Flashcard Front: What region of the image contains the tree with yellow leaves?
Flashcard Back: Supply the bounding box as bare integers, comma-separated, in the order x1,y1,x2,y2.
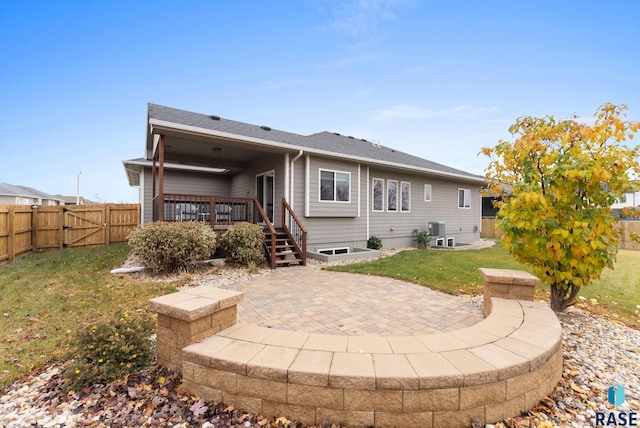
482,103,640,312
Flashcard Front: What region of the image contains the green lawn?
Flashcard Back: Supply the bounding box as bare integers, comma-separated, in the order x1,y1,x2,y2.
0,244,176,389
329,241,640,328
0,242,637,390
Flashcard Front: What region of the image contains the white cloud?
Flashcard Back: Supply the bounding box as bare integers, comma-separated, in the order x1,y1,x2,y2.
318,53,380,69
322,0,411,38
366,104,498,121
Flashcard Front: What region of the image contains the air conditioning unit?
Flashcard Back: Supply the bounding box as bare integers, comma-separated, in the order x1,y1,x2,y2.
428,221,446,237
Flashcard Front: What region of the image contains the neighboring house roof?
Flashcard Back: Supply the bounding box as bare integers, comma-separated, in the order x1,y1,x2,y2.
0,182,65,203
53,194,95,205
146,103,484,183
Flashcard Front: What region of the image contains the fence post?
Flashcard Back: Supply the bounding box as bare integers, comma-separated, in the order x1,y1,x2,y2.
31,205,38,251
7,206,15,261
105,205,111,244
58,207,64,250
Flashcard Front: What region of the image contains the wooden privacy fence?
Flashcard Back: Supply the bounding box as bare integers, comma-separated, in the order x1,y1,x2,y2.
481,218,640,250
0,204,140,263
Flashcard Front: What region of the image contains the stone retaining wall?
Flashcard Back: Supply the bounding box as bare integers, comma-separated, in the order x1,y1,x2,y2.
150,269,563,427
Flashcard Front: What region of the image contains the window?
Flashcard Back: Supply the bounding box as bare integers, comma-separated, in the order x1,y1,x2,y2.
458,188,471,208
320,169,350,202
424,184,432,202
401,181,411,212
318,247,349,255
387,180,398,212
372,178,384,211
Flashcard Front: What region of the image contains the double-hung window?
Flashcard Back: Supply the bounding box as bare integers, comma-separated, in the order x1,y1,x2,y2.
320,169,350,202
458,188,471,208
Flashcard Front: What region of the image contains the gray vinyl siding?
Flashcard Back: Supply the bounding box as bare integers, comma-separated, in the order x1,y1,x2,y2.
368,169,481,246
292,157,481,251
292,155,367,250
141,168,232,223
306,156,358,217
230,154,284,227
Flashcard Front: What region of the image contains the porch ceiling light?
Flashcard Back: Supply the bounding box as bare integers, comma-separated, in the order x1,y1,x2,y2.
212,147,222,154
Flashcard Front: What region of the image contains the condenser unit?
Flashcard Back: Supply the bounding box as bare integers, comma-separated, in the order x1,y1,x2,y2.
428,221,446,237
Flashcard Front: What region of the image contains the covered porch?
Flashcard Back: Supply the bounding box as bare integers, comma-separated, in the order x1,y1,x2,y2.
122,106,311,267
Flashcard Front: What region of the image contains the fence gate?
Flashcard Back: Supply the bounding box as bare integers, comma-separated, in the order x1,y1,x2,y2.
63,206,106,248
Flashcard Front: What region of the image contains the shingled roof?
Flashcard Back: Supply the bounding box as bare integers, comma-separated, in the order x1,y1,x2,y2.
148,103,483,181
0,182,60,200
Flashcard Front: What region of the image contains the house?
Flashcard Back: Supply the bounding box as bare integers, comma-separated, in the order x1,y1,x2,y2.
123,104,484,267
612,189,640,220
0,182,65,206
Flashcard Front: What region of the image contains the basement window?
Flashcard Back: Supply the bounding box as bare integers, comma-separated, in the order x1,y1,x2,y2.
318,247,349,256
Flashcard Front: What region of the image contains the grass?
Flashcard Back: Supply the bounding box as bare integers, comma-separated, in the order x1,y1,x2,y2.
329,241,640,328
1,241,637,390
0,244,176,389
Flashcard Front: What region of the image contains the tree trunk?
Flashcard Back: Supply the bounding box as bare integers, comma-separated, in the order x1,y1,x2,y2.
550,283,581,312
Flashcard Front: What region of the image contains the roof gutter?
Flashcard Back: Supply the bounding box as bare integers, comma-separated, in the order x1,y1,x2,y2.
149,119,485,184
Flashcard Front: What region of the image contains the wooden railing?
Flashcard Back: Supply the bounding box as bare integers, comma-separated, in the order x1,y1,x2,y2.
255,199,277,268
282,197,307,265
157,194,281,267
156,195,259,227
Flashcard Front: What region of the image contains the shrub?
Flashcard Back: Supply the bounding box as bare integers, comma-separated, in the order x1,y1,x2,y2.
367,235,382,250
127,221,216,273
63,311,155,391
219,222,265,266
413,229,431,249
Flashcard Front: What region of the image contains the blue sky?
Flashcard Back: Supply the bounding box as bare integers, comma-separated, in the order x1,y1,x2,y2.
1,1,638,203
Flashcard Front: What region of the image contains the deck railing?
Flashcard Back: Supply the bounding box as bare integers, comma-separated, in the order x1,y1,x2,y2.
154,194,263,227
282,197,307,265
155,194,281,267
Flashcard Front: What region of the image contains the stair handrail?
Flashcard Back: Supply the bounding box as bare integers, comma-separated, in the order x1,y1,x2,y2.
281,197,307,265
253,198,277,268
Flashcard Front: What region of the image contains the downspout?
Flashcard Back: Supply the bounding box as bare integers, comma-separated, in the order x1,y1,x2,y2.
366,165,370,242
284,153,290,204
289,150,304,209
305,155,310,217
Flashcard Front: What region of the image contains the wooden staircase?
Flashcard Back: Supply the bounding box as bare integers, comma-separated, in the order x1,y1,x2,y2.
266,228,305,267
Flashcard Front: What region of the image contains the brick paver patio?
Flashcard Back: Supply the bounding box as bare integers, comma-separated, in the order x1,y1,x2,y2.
223,266,483,335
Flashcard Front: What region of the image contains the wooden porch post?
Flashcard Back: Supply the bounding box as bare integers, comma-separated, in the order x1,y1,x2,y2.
158,135,165,221
152,158,156,208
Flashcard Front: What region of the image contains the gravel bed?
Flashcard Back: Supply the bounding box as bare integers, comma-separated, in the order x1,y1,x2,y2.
1,249,638,427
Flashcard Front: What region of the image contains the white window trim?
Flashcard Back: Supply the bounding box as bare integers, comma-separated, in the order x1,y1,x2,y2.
372,177,384,212
387,179,398,212
317,247,350,255
424,184,432,202
319,169,351,203
401,181,411,212
458,188,471,209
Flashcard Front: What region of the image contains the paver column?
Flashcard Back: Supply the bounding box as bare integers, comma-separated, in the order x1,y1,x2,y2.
478,268,540,317
148,286,243,373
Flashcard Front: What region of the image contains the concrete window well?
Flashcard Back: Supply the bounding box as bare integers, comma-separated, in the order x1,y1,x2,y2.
149,268,562,428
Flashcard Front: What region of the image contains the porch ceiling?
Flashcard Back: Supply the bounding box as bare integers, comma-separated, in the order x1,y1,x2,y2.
154,132,295,175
